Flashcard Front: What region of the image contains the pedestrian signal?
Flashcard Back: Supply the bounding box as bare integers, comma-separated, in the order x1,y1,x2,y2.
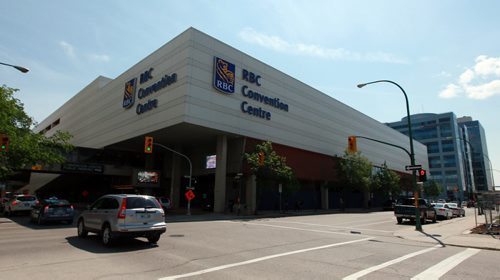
418,169,427,182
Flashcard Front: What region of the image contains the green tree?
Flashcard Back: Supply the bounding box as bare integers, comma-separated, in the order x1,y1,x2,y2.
337,151,373,208
372,162,401,200
423,179,442,199
245,141,297,213
0,85,73,181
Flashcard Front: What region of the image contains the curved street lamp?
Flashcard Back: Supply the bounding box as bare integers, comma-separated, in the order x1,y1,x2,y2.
357,80,422,231
0,62,29,73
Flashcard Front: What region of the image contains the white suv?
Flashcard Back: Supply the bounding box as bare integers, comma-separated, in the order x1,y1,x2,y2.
4,195,38,216
76,194,167,246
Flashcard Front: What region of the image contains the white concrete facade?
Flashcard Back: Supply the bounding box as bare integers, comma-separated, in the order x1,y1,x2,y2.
36,27,428,171
31,28,428,211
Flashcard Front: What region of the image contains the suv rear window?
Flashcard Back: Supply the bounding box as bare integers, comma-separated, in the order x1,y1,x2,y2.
126,197,160,209
17,196,37,202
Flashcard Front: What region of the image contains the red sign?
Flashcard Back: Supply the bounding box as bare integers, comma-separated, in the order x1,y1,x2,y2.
185,190,195,201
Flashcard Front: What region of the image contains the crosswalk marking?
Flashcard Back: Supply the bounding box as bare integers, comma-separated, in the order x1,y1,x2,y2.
411,248,480,280
158,238,372,280
342,245,441,280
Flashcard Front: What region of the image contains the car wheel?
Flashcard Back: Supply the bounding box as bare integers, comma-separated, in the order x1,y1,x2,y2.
77,219,88,238
396,217,403,224
147,233,161,244
462,212,465,217
5,208,11,217
421,214,426,225
101,224,113,246
432,213,437,223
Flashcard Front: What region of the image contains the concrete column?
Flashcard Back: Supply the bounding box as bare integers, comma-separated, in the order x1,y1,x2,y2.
245,175,257,215
321,184,329,210
170,152,181,209
213,135,228,213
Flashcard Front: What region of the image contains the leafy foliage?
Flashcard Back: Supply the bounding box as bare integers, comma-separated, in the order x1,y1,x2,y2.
372,161,401,198
0,85,74,180
338,151,373,192
423,179,443,198
245,141,294,185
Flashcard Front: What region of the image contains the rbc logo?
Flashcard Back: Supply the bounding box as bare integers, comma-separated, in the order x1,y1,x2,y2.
123,78,137,109
213,57,235,94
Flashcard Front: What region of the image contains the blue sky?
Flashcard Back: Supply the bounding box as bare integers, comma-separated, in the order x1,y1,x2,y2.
1,0,499,185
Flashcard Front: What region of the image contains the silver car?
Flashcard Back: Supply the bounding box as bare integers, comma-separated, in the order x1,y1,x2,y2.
76,194,167,246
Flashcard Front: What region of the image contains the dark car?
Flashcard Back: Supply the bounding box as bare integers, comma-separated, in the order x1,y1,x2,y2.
30,197,75,225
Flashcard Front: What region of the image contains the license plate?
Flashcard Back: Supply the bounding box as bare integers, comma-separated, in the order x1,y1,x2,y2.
24,203,30,207
140,214,151,219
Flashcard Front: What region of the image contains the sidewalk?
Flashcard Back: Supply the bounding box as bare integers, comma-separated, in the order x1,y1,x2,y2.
394,211,500,251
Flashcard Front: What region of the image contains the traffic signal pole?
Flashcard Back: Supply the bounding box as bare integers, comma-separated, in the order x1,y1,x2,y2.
152,143,193,215
357,80,421,231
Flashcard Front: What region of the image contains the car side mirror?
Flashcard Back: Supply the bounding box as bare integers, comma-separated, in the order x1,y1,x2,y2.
86,205,91,210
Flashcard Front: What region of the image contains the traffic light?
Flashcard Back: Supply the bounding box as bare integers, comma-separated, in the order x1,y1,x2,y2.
258,151,265,166
1,134,9,154
419,169,427,182
144,136,153,153
347,136,357,153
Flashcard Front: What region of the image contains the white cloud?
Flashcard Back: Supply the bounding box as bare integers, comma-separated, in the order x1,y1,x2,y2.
59,41,76,58
88,54,110,62
238,28,408,64
464,80,500,100
439,55,500,100
439,84,461,98
473,55,500,76
459,69,474,85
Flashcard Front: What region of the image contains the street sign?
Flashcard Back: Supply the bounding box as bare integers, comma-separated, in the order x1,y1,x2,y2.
405,165,422,171
185,190,195,201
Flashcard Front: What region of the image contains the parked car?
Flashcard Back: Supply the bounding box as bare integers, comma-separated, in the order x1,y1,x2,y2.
3,195,38,216
432,203,453,220
446,202,465,217
157,197,172,210
30,197,75,225
76,194,167,246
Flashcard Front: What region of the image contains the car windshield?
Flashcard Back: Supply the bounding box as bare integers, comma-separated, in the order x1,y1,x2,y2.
16,196,37,202
44,199,70,205
126,197,160,209
434,203,445,208
447,203,458,208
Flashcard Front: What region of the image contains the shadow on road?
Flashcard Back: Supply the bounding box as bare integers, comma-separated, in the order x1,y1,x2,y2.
66,235,158,254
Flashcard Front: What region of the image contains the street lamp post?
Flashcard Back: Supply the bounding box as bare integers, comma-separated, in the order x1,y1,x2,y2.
0,62,29,73
357,80,422,231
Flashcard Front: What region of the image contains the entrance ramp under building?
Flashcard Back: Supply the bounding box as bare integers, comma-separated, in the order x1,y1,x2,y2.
20,173,61,195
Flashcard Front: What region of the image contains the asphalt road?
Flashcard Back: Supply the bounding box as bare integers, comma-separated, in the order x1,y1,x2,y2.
0,209,498,280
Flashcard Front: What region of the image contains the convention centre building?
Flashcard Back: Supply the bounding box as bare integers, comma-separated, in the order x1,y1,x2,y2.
24,28,428,214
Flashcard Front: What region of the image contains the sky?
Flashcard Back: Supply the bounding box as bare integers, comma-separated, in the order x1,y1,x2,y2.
1,0,499,185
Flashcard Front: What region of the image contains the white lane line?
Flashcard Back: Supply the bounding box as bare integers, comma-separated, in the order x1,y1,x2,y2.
411,248,481,280
269,220,394,234
221,221,373,237
158,237,372,280
342,245,442,280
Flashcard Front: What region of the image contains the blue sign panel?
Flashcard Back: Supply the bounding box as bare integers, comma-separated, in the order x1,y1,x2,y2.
123,78,137,109
213,57,235,94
